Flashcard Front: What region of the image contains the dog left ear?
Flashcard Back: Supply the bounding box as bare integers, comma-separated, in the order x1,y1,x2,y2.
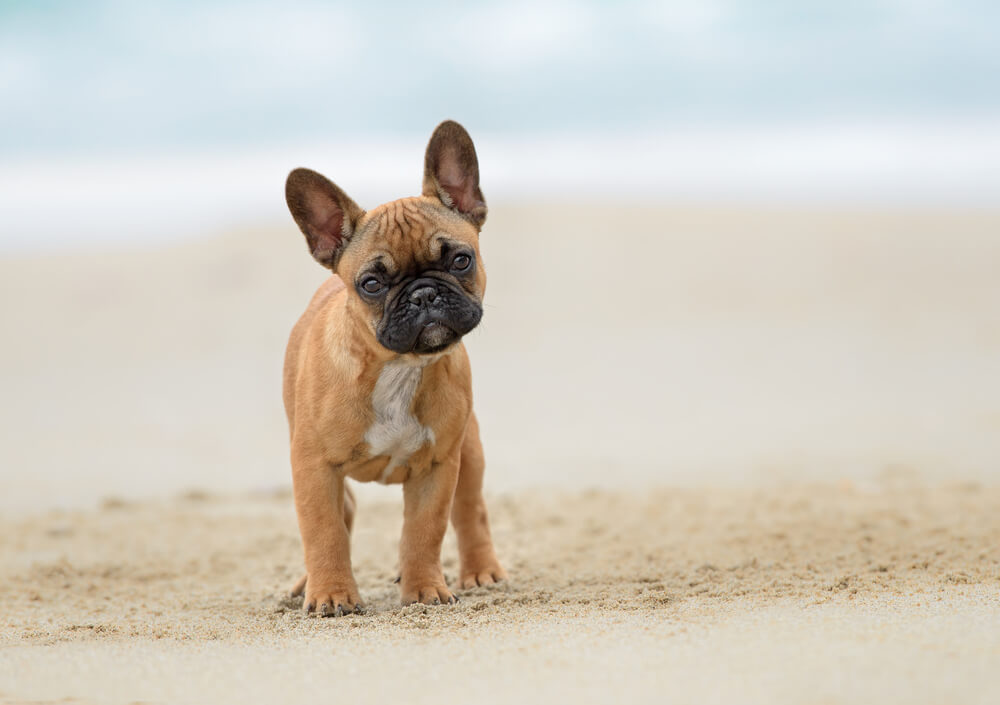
422,120,487,227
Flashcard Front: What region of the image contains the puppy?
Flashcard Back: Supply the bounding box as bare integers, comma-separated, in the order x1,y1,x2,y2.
282,121,506,615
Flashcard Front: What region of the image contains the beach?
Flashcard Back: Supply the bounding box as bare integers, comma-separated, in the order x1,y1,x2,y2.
2,203,999,704
2,484,999,704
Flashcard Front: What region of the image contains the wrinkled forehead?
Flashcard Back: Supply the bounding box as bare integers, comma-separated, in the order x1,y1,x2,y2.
351,196,478,272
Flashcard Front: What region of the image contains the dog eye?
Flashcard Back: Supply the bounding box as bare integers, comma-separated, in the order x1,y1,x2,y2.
360,277,383,295
451,254,472,272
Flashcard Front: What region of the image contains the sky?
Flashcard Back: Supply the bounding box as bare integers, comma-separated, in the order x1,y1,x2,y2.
1,0,999,247
3,0,999,155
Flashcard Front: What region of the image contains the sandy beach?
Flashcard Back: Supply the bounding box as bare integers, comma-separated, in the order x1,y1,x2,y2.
2,483,999,704
2,203,999,703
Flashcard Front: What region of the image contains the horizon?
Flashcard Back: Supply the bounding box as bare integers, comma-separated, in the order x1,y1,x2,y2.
2,1,999,250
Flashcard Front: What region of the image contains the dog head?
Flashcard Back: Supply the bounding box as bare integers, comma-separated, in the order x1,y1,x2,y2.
285,120,488,356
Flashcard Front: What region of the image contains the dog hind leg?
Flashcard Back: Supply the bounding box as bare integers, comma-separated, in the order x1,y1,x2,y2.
450,412,507,589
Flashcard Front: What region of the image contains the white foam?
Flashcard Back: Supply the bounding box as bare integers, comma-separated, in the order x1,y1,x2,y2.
2,120,999,251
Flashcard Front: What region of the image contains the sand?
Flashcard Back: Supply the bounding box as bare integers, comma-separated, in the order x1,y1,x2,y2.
2,484,999,704
2,203,999,703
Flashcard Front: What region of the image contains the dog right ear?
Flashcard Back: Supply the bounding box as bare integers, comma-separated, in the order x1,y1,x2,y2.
285,168,365,269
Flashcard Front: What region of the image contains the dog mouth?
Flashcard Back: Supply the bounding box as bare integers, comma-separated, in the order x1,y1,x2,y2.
413,322,458,354
375,276,482,355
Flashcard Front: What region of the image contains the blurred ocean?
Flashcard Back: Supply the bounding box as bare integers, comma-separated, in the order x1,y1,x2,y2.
2,0,999,249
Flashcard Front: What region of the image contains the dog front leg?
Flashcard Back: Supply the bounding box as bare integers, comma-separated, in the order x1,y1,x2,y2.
398,453,461,605
291,444,362,615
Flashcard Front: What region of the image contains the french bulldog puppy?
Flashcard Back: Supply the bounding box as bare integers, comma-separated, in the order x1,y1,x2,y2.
283,121,506,616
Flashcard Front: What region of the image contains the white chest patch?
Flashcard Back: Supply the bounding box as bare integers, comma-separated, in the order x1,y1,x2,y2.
364,359,435,483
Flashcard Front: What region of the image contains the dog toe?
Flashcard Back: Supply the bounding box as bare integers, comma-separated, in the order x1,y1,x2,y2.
304,586,362,617
460,565,507,589
403,583,456,606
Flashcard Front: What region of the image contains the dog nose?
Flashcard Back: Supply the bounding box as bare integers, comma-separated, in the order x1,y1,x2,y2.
408,285,439,307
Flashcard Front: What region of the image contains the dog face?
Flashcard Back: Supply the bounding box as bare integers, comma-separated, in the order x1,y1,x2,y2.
343,201,485,354
285,121,488,355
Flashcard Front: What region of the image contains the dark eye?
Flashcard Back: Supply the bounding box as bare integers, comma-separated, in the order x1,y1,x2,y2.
451,253,472,272
360,276,383,295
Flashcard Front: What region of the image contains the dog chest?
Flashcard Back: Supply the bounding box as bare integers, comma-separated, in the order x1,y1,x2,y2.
363,360,435,482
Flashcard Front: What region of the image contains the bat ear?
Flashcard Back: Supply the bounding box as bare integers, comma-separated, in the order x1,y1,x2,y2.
422,120,487,227
285,168,365,269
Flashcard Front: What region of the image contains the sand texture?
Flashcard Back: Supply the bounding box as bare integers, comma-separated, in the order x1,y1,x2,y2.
2,484,999,704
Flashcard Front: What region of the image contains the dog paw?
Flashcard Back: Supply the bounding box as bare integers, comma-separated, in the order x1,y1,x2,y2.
400,580,458,606
459,558,507,589
303,584,364,617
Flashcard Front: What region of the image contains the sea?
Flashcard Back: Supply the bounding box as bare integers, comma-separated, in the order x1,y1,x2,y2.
2,0,999,250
